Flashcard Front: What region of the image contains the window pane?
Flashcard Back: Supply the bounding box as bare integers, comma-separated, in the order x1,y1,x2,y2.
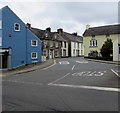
14,23,20,31
32,40,37,46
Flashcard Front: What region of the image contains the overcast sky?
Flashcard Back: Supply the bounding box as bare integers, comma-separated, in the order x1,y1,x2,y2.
0,0,119,35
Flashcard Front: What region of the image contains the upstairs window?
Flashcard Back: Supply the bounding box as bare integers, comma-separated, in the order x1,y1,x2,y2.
14,23,20,31
31,40,38,47
90,40,97,47
31,52,38,59
64,42,66,48
74,42,76,48
55,42,59,48
45,33,48,37
50,41,53,48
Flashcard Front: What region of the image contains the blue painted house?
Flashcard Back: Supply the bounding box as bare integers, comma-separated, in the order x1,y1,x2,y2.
0,6,42,69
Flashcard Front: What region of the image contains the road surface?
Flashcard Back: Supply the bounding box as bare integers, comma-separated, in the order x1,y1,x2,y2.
2,57,120,112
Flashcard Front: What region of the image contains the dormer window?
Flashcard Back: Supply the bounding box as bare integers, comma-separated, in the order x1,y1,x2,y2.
45,33,48,37
14,23,20,31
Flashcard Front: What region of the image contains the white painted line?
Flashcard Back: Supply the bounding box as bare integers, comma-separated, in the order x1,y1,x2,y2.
49,83,120,92
2,80,43,86
76,61,88,63
48,73,70,85
59,61,70,65
111,69,120,77
72,65,75,70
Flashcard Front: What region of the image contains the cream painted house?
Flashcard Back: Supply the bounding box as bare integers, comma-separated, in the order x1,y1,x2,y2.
83,24,120,61
57,29,83,57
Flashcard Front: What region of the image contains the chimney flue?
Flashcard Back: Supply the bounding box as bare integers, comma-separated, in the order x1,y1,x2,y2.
46,27,51,32
57,28,63,34
72,32,77,36
26,23,31,28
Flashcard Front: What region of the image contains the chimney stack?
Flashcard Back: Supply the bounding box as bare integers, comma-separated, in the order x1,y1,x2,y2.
26,23,31,28
72,32,77,36
46,27,51,32
86,24,90,30
57,28,63,34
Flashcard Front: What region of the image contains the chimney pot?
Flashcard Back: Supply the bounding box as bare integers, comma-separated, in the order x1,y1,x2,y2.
57,28,63,34
46,27,51,32
26,23,31,28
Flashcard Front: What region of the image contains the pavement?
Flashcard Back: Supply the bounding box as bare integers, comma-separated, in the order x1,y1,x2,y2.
85,58,120,65
1,59,56,77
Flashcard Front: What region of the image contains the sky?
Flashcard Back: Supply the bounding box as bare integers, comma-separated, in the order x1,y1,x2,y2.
0,0,119,35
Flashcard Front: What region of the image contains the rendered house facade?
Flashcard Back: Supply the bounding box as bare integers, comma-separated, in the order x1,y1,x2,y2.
83,24,120,61
0,6,42,69
57,29,83,57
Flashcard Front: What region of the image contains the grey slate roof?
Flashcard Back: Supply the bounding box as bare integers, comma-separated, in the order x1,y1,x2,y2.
30,27,45,39
83,24,120,36
63,32,83,43
31,27,67,41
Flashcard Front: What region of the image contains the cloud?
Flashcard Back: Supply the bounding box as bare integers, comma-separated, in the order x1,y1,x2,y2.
0,1,118,35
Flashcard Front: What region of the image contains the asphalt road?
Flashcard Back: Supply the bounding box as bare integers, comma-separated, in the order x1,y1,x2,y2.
2,57,120,112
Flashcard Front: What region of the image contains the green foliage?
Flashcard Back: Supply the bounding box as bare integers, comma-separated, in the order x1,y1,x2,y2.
100,39,113,57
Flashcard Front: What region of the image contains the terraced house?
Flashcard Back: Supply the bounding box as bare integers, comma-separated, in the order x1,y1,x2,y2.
83,24,120,61
29,26,68,59
57,28,83,57
0,6,42,69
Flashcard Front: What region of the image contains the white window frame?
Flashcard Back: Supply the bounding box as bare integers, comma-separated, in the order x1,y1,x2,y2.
31,40,38,47
31,52,38,59
14,23,20,31
90,40,97,47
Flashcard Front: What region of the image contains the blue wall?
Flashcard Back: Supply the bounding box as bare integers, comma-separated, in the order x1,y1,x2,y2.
2,6,42,68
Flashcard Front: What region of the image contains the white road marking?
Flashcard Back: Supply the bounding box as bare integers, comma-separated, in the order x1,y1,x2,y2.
76,61,88,63
59,61,70,65
111,69,120,77
48,73,70,85
2,80,43,86
49,83,120,92
72,65,75,70
71,71,106,77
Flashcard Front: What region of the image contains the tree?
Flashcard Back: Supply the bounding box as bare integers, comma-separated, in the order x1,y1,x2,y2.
100,39,113,58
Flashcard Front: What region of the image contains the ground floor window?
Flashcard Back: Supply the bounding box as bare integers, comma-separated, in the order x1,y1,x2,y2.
31,52,38,59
